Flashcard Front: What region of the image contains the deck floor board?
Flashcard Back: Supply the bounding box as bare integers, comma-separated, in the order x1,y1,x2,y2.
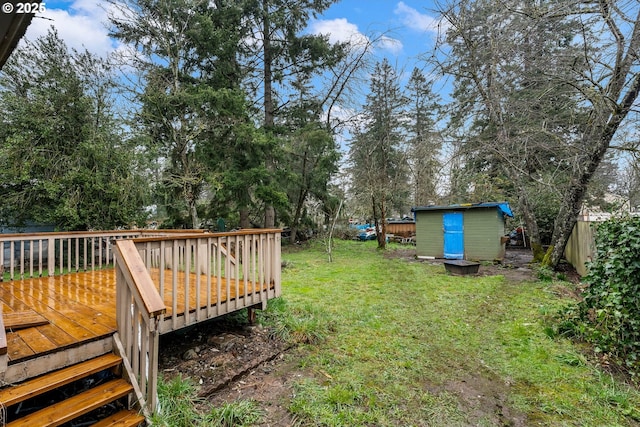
1,268,272,364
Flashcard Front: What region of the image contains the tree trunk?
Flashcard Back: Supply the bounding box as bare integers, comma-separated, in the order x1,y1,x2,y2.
371,193,380,244
189,201,199,229
290,187,309,244
517,190,543,260
262,0,276,229
545,113,619,267
545,146,606,267
377,197,387,250
239,207,250,229
264,205,275,228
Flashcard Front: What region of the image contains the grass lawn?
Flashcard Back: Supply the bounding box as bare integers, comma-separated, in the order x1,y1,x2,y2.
268,239,640,426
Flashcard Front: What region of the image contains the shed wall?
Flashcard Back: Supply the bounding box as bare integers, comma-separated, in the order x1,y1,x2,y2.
415,211,444,258
415,208,507,260
463,209,505,260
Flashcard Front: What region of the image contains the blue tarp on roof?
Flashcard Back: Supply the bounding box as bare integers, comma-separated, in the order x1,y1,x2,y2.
411,202,514,218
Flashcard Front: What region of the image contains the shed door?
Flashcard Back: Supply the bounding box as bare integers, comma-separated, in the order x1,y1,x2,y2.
443,212,464,259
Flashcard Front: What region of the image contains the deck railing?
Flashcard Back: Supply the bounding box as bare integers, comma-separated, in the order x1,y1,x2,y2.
113,239,166,418
0,229,205,281
112,229,281,416
133,229,282,333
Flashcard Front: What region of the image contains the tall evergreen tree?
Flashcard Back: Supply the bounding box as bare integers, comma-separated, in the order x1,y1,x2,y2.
280,77,339,242
241,0,343,227
349,59,408,249
109,0,251,228
405,68,442,206
0,29,147,230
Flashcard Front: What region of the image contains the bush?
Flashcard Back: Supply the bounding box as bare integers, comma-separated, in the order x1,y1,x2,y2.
572,216,640,375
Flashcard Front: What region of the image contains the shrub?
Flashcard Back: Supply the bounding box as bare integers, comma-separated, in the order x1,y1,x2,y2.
536,265,555,282
573,216,640,375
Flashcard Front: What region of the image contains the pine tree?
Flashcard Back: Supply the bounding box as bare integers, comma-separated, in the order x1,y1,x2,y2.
0,29,147,230
349,59,408,249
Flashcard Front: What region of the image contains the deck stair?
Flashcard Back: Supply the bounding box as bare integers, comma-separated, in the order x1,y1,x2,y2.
0,353,144,426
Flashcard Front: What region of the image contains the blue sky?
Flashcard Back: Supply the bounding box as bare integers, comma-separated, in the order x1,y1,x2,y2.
23,0,443,78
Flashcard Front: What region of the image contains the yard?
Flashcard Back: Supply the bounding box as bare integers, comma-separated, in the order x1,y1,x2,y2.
157,240,640,426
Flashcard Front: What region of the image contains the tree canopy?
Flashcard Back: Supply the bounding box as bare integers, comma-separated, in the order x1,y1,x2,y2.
2,0,639,268
0,29,147,230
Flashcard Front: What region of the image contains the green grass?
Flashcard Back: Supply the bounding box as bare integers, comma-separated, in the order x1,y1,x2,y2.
150,376,264,426
264,239,640,426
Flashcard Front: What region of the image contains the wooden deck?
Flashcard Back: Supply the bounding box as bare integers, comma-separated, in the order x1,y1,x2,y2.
1,267,274,365
0,229,282,416
2,270,117,364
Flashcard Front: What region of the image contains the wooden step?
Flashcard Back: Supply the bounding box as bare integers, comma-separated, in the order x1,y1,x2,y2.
6,378,133,427
0,353,123,407
91,409,145,427
3,310,49,331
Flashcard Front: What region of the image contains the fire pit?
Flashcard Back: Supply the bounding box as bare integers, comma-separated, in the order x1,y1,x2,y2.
444,259,480,275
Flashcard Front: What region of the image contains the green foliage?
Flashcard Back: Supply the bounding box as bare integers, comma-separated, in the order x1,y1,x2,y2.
258,297,334,345
0,29,148,230
111,0,262,229
536,265,555,282
149,376,202,427
406,67,441,206
151,376,264,426
349,59,408,248
203,400,264,427
568,216,640,375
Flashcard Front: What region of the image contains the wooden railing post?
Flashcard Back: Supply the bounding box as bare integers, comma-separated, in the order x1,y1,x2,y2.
113,239,166,417
0,306,7,383
48,238,55,277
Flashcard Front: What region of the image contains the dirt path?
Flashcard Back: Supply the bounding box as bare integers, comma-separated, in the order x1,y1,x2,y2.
157,248,538,426
157,316,299,426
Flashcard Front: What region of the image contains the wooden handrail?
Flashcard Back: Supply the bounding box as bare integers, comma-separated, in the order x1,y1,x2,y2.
0,306,7,385
0,229,207,240
113,239,166,417
0,309,6,356
131,228,283,243
115,240,166,317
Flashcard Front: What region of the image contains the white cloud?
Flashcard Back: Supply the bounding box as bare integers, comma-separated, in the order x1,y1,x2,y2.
309,18,368,47
23,1,117,58
310,18,403,54
394,1,443,34
379,35,403,55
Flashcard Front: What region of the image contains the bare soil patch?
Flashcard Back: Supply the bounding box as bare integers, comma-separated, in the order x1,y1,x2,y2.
385,246,537,282
157,315,301,426
427,373,528,427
